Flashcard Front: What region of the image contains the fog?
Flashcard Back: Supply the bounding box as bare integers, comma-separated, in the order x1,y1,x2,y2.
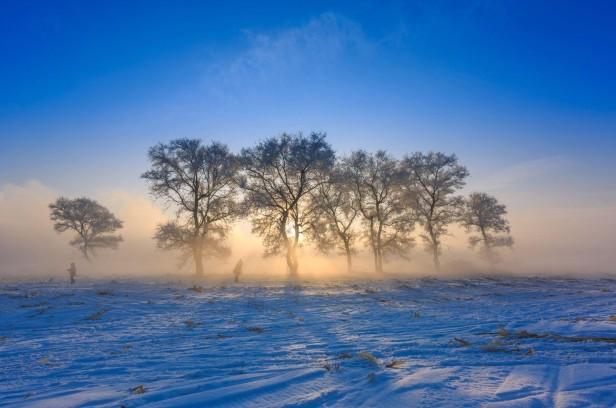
1,180,615,281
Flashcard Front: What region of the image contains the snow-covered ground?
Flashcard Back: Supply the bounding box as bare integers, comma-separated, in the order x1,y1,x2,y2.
1,277,616,407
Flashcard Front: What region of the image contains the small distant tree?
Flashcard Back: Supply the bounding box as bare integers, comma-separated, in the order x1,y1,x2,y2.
239,132,335,277
49,197,123,260
344,150,413,273
461,192,513,265
402,152,469,271
307,166,359,272
142,139,239,277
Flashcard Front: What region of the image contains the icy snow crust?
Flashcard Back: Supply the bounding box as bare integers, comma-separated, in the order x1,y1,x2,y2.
1,278,616,407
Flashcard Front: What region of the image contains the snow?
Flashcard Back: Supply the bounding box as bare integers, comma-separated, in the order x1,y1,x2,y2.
1,277,616,407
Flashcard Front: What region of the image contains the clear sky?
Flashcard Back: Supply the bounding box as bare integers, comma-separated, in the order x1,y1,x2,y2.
1,1,615,275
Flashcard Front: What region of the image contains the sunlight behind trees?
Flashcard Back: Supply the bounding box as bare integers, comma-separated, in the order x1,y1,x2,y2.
136,132,513,278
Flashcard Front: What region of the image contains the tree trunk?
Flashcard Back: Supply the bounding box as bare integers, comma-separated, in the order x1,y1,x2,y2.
279,214,299,278
375,240,383,273
376,223,384,273
193,244,204,277
369,218,380,273
432,245,441,272
481,228,495,267
286,239,299,278
428,223,440,272
192,197,203,276
344,240,352,273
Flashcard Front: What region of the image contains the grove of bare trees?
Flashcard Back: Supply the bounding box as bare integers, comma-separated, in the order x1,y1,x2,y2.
49,132,513,277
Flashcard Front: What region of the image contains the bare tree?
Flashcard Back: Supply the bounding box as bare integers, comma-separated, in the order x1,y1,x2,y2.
402,152,469,271
307,165,359,272
239,132,335,278
461,192,513,265
343,151,413,273
49,197,123,260
142,139,239,277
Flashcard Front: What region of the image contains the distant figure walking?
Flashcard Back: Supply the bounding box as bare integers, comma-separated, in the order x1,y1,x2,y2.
67,262,77,284
232,259,243,283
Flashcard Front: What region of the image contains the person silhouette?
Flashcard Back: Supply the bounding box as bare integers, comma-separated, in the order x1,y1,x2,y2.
67,262,77,284
232,259,243,283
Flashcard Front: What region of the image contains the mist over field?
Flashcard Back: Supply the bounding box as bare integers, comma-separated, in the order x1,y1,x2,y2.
1,176,614,281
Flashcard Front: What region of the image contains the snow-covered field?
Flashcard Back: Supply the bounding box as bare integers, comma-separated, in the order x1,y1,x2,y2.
1,277,616,407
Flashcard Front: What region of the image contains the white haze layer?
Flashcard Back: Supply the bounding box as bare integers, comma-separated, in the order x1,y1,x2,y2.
0,180,615,280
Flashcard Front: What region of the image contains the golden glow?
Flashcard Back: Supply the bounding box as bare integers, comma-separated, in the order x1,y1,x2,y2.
285,223,305,243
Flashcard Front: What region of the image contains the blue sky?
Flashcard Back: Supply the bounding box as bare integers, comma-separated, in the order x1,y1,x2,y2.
1,1,616,275
1,0,615,200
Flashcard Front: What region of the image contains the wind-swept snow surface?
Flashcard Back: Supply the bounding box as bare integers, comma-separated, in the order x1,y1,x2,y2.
1,278,616,407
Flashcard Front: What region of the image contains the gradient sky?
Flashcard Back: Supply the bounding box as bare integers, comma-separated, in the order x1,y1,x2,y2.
1,1,615,274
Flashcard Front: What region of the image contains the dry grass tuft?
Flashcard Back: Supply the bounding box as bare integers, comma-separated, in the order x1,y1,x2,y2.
184,319,200,328
555,334,616,344
496,328,509,337
357,351,379,366
321,361,340,372
130,385,146,394
20,302,49,309
385,359,405,369
514,330,546,339
453,337,471,347
247,326,265,334
86,308,110,321
480,339,520,353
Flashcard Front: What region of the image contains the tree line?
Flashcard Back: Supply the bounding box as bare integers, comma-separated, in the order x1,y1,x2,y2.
49,132,513,277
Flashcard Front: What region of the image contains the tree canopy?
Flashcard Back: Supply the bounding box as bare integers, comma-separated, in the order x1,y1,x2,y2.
49,197,123,260
142,139,239,276
402,152,469,271
307,165,360,272
461,192,513,265
344,150,413,273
